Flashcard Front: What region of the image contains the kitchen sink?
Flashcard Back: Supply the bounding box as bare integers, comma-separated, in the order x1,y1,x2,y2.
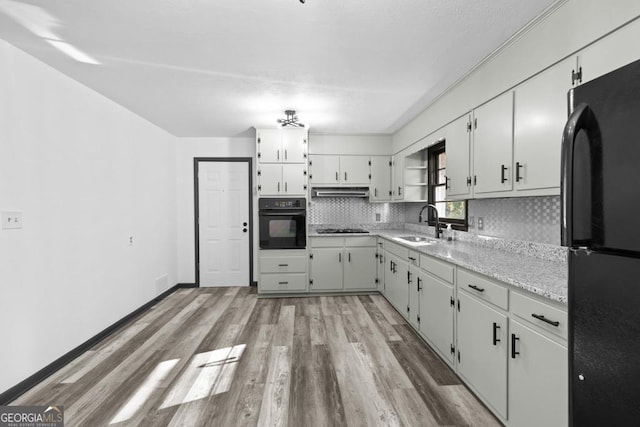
396,235,438,244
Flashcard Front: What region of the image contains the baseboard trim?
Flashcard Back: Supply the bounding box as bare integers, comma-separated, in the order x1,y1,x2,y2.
0,283,189,405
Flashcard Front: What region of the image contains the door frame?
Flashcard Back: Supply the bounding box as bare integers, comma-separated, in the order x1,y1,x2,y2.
194,157,254,287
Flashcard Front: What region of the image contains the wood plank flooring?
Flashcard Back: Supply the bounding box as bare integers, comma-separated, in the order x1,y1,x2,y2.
12,288,500,426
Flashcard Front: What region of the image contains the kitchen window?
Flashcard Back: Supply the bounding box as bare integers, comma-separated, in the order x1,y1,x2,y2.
428,141,467,229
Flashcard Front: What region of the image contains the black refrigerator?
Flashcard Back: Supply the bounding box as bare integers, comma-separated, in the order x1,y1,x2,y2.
561,58,640,426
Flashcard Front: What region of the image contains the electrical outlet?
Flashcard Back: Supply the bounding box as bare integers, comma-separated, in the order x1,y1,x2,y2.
128,236,134,246
478,217,484,231
2,211,22,229
375,213,381,222
468,216,474,228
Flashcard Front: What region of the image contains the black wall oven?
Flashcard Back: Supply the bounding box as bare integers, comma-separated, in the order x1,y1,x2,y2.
258,198,306,249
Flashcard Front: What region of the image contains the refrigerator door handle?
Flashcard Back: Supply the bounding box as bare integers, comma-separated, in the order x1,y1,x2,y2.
560,101,603,247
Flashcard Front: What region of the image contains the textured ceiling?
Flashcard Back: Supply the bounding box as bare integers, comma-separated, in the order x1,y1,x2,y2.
0,0,558,137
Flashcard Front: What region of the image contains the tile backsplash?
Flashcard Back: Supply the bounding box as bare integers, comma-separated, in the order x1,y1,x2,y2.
403,196,561,246
308,197,405,225
311,196,561,245
467,196,561,245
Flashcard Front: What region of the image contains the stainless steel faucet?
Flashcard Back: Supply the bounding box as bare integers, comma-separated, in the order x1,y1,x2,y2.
418,204,441,239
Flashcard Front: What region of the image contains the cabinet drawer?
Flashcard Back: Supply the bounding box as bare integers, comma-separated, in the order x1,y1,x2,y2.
511,291,567,340
344,236,377,247
408,250,419,266
420,254,454,283
260,256,306,273
311,237,344,247
458,268,509,310
384,240,409,259
260,273,307,292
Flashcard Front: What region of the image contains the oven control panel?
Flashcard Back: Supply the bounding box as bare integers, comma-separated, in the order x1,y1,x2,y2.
259,198,306,210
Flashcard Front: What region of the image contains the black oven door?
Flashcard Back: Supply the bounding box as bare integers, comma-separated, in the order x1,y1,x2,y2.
259,211,306,249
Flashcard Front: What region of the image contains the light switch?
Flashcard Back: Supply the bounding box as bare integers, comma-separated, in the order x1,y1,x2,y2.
2,211,23,229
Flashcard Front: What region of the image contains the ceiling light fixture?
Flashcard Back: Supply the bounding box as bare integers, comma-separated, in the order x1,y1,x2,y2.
277,110,305,128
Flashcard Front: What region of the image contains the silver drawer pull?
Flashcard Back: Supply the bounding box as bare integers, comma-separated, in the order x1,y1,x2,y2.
278,264,289,267
531,313,560,327
278,281,289,285
468,284,485,292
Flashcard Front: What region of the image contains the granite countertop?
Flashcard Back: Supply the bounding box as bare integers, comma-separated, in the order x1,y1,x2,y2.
309,228,568,304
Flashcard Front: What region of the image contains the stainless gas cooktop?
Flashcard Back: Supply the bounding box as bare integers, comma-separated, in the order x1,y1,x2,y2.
316,228,369,234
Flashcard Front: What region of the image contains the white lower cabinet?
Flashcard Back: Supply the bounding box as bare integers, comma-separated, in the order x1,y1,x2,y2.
258,249,308,293
310,237,377,292
309,247,344,291
385,253,408,313
344,246,378,290
419,269,455,364
456,290,508,419
509,318,568,427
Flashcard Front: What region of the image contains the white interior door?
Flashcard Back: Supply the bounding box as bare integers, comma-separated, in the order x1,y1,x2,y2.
198,161,250,287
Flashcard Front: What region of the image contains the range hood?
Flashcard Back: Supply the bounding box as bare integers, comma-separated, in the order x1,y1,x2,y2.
311,187,370,198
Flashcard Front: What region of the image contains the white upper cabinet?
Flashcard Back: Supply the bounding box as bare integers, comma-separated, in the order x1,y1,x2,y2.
309,155,340,185
309,155,370,186
445,114,472,200
578,18,640,85
392,152,404,200
472,91,514,195
370,156,392,202
514,58,574,193
257,128,307,164
281,128,308,163
258,163,307,196
340,155,370,185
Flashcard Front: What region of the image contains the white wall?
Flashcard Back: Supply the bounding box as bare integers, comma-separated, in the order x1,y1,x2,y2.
175,137,257,283
309,134,391,155
0,40,177,393
393,0,640,152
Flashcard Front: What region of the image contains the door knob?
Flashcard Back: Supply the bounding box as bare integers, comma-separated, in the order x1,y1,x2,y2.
243,228,248,232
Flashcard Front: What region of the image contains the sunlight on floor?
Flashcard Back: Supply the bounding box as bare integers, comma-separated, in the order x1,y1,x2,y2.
109,344,246,424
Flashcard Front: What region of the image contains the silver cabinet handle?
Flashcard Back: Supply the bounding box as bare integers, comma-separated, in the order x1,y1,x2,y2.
348,252,351,262
285,182,288,192
345,172,348,181
278,281,288,285
285,149,288,160
374,188,378,197
277,182,280,192
277,149,280,160
398,186,402,196
336,171,339,181
339,253,342,263
278,264,288,267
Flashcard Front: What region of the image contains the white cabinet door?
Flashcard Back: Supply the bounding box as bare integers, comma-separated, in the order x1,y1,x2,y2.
282,164,307,195
310,247,343,291
445,114,472,199
257,129,282,163
258,163,283,195
419,271,454,364
344,247,377,290
376,245,385,291
579,18,640,85
472,91,513,195
456,291,507,418
509,319,568,427
408,266,420,329
281,128,307,164
514,58,574,192
386,254,409,316
309,155,340,185
370,156,392,201
340,155,370,185
392,153,404,200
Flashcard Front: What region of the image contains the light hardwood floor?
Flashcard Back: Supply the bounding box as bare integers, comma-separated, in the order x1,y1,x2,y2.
13,287,500,426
